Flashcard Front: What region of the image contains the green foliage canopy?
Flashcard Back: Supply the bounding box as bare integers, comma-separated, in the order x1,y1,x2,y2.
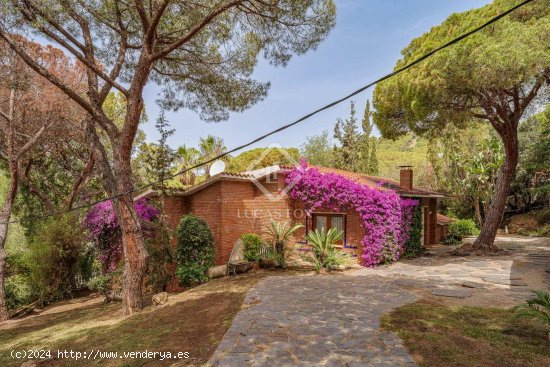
373,0,549,138
227,147,300,173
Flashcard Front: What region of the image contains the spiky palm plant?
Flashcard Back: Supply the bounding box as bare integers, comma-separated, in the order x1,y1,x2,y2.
263,220,303,268
515,290,550,342
304,228,349,272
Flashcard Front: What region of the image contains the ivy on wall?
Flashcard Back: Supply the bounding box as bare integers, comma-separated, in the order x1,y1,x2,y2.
402,203,423,258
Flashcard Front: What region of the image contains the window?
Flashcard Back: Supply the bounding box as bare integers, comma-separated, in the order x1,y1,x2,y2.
311,213,346,244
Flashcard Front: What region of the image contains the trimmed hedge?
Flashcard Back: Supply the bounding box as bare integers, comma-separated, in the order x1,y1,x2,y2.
449,219,480,237
175,215,216,285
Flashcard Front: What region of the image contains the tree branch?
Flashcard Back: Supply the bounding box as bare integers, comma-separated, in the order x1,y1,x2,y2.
151,0,244,61
15,121,52,160
0,28,102,122
20,160,56,212
66,151,95,209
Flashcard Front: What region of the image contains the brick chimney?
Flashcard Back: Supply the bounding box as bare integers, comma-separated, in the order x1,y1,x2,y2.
399,166,413,190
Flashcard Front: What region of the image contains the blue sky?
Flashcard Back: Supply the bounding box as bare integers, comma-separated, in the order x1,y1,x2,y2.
142,0,491,152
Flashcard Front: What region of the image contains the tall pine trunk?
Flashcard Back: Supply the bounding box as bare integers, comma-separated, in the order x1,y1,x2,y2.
473,124,519,249
0,154,19,321
114,72,149,315
0,199,14,321
117,192,148,314
0,89,18,322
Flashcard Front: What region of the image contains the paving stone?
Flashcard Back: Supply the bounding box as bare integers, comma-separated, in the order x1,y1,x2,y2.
460,281,485,289
210,236,550,367
208,276,418,367
431,288,473,298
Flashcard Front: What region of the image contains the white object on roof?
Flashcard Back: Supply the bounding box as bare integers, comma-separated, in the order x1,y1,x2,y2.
209,160,226,177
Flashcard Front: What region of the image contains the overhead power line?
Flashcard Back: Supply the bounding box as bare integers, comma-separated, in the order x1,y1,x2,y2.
1,0,535,225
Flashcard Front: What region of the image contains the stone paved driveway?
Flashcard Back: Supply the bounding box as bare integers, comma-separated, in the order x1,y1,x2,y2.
209,276,417,367
208,236,550,366
350,236,550,303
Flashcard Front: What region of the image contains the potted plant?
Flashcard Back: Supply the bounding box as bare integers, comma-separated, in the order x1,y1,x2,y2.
241,233,263,271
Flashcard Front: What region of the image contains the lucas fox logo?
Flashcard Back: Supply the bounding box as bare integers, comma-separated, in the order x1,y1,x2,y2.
244,144,302,202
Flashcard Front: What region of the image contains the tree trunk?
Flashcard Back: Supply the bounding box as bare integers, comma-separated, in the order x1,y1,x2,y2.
0,222,10,322
0,88,18,322
0,164,18,322
473,199,483,228
473,125,519,250
112,153,148,316
117,192,148,315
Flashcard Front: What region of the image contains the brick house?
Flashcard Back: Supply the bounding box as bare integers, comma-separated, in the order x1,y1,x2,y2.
138,165,446,266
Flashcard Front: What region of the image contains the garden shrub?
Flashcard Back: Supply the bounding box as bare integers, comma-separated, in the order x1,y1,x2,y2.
442,235,461,246
536,208,550,225
86,270,122,303
539,225,550,237
5,274,33,309
241,233,264,262
27,214,85,304
175,215,215,285
304,228,350,272
449,219,480,237
86,274,113,298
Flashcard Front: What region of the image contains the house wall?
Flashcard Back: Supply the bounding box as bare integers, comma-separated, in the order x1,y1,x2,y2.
162,174,301,266
161,174,440,267
421,197,439,246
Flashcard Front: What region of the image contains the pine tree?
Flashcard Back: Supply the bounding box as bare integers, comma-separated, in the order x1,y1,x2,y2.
146,111,176,193
368,138,379,175
334,101,360,171
359,100,374,173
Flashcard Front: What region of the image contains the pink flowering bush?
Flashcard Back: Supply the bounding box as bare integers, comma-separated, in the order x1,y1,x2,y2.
286,163,417,266
83,198,160,272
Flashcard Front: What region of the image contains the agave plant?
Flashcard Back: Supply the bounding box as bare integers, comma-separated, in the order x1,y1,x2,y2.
304,228,350,272
263,220,304,267
515,290,550,342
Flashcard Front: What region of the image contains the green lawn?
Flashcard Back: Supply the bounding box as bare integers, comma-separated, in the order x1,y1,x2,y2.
382,300,550,367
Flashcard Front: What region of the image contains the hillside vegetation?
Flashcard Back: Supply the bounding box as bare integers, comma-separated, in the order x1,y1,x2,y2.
375,134,430,185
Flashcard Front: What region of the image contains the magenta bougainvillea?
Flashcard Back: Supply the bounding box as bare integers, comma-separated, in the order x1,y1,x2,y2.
286,163,417,266
83,198,160,272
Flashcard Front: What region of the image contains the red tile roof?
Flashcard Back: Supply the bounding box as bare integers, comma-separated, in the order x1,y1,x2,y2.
137,164,447,199
437,214,454,225
310,166,445,197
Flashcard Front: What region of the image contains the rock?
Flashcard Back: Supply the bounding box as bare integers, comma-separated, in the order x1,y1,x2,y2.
431,288,472,298
460,281,485,289
510,280,528,286
20,362,38,367
152,292,168,306
208,265,227,279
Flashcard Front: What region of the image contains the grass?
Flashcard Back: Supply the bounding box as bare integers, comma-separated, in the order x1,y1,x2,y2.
0,272,275,366
381,300,550,367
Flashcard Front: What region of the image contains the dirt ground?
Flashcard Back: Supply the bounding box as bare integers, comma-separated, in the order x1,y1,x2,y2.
0,270,287,367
